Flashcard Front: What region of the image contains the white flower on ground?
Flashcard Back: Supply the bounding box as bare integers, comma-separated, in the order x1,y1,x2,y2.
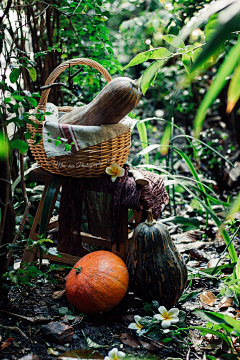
153,306,179,328
105,163,125,182
128,315,145,334
104,347,126,360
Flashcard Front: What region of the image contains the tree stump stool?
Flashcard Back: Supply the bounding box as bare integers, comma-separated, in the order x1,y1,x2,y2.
21,167,137,266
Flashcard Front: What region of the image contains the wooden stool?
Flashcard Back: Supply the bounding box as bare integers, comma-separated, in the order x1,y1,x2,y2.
21,168,134,266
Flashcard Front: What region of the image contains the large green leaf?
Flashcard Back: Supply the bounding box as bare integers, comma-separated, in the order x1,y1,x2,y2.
10,139,28,154
193,310,240,335
10,68,21,83
40,176,61,238
173,146,212,226
160,122,171,156
26,66,37,82
26,97,38,108
137,122,149,163
162,34,185,49
38,175,60,266
182,54,191,74
180,0,239,40
187,184,229,208
227,62,240,113
178,290,202,303
171,134,235,169
123,47,171,69
158,216,200,228
190,326,231,346
199,262,236,275
141,60,163,95
0,131,10,159
226,191,240,220
193,34,240,138
188,9,240,79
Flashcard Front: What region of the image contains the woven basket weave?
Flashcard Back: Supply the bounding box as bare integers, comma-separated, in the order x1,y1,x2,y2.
27,58,131,178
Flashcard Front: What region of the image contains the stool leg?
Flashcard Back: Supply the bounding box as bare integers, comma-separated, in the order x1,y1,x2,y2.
21,185,48,265
112,207,128,261
21,184,60,265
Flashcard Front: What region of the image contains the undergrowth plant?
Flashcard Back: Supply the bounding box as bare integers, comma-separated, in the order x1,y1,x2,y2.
130,0,240,307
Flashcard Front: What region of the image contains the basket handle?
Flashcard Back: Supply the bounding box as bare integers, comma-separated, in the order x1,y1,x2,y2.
37,58,112,111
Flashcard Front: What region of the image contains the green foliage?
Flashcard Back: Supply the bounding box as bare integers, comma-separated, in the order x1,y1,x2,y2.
0,131,10,159
123,48,171,69
193,36,240,137
192,309,240,353
137,121,149,163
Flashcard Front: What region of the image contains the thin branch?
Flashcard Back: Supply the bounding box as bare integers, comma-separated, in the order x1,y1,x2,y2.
0,310,55,324
3,201,31,274
10,1,95,18
7,4,50,58
69,18,89,57
0,0,12,25
73,0,83,15
1,326,28,339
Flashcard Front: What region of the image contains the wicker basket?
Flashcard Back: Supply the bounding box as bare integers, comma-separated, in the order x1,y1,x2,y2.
27,58,131,178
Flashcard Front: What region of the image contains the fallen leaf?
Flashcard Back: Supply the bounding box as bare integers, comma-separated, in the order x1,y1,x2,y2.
176,241,214,253
139,339,160,351
218,296,233,309
52,290,65,300
185,249,209,261
41,321,74,344
121,314,135,323
204,333,214,341
189,330,203,349
86,337,107,349
0,337,14,351
206,338,223,350
216,230,224,241
48,348,59,356
58,349,104,359
207,258,222,268
200,291,215,306
120,333,141,348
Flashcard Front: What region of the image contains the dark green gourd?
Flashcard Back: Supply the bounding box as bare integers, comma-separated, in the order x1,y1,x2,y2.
126,209,187,307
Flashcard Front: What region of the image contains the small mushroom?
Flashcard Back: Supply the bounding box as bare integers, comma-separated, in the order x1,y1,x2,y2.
129,170,149,186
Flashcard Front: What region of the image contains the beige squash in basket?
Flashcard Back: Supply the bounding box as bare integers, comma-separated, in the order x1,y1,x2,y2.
27,58,134,178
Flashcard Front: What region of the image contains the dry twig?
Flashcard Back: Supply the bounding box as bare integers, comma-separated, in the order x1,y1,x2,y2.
2,326,28,339
0,310,55,324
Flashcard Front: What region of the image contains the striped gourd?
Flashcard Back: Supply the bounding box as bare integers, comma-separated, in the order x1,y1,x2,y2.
60,77,141,126
126,209,188,307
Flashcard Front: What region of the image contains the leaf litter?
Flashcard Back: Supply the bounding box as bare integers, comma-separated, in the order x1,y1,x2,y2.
3,179,240,360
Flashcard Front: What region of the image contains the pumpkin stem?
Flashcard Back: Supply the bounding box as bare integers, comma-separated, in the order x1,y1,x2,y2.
76,266,82,274
145,209,156,227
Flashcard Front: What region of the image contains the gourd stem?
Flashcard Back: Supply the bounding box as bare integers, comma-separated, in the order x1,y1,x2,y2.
76,266,82,274
132,79,139,89
145,209,156,227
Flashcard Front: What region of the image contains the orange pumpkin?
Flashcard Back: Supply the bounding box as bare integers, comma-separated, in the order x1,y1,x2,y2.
65,250,129,315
